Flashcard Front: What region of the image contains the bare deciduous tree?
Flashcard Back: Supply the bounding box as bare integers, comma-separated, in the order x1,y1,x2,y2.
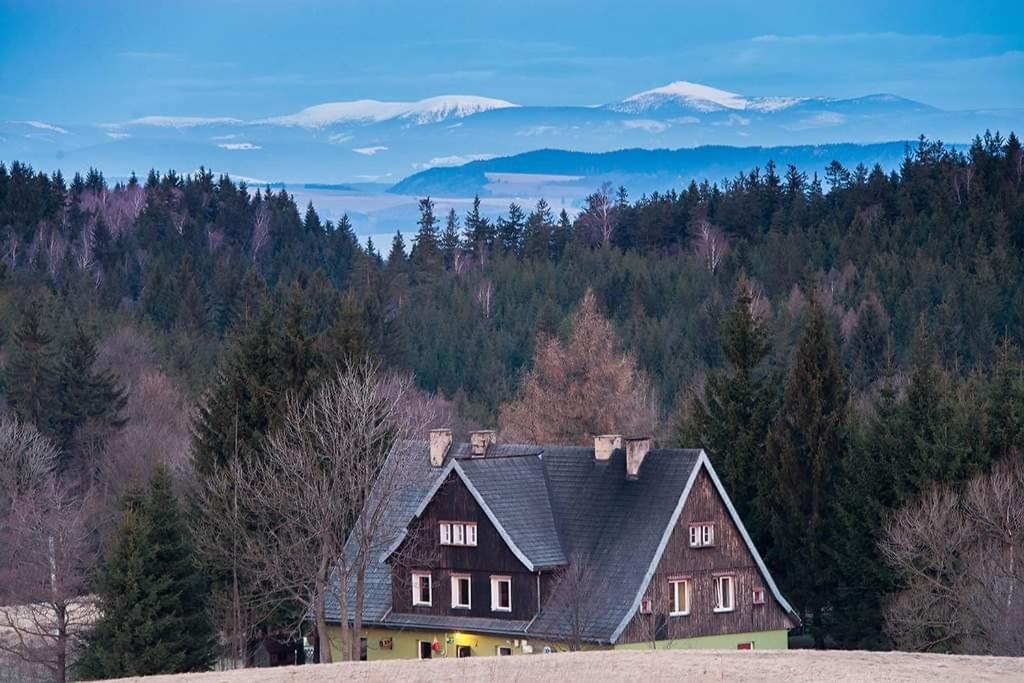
499,289,657,444
0,418,95,683
692,219,729,274
192,360,436,664
543,553,608,652
250,203,271,262
577,183,616,246
881,461,1024,655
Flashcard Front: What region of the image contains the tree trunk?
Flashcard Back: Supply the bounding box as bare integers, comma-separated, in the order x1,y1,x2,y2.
314,580,332,664
56,605,67,683
337,568,351,662
351,560,367,662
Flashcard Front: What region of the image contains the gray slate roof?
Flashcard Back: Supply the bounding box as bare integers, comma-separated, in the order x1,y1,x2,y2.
326,439,793,644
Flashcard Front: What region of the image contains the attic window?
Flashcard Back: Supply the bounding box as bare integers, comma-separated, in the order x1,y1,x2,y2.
752,587,766,605
689,523,715,548
412,572,432,607
440,522,478,547
639,597,653,614
713,575,735,613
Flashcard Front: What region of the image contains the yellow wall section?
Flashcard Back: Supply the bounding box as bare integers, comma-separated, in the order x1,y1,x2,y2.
615,629,789,651
326,626,788,660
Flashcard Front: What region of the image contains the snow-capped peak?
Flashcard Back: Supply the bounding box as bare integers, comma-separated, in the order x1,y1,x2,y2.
259,95,518,128
611,80,807,114
624,81,749,111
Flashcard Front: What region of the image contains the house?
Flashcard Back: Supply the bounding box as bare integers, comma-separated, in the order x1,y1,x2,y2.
324,430,798,660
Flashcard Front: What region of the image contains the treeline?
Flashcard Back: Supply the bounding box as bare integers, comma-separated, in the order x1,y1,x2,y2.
0,129,1023,664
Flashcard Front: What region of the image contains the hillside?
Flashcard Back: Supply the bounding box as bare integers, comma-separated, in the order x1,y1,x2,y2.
106,649,1024,683
387,141,920,197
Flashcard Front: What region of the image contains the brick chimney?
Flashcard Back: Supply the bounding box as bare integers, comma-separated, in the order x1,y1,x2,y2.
625,437,651,479
469,430,497,457
429,429,452,467
594,434,622,462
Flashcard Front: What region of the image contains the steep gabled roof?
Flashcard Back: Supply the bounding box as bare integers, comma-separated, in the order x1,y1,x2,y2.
382,454,566,571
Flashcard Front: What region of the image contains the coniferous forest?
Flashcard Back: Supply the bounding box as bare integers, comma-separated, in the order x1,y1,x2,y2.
2,130,1024,672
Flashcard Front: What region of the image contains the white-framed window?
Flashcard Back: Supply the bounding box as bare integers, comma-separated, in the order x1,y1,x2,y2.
490,575,512,612
412,571,432,606
689,523,715,548
440,521,478,547
713,575,735,613
752,587,766,605
451,574,472,609
669,578,691,616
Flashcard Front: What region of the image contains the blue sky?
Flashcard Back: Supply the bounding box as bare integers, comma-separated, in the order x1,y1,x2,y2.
2,0,1022,123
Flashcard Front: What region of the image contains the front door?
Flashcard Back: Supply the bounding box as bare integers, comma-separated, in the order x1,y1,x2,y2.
418,640,433,659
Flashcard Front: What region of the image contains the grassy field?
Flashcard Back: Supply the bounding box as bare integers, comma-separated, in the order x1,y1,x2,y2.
106,648,1024,682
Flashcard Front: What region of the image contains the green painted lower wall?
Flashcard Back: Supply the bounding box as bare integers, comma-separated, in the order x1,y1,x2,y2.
326,625,787,660
615,629,789,651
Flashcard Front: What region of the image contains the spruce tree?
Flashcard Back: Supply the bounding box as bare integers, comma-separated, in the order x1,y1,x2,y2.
191,301,280,475
410,197,442,281
766,299,846,647
496,202,525,255
986,338,1024,462
551,209,574,259
462,195,493,251
6,302,56,431
78,466,217,678
50,321,128,466
439,208,461,269
688,276,775,543
523,199,554,260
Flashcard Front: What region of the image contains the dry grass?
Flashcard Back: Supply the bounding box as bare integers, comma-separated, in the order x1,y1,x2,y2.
105,648,1024,683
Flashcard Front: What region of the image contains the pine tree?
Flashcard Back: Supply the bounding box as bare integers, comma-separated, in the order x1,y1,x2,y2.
50,321,128,467
6,301,56,431
986,338,1024,461
496,202,525,255
410,197,442,281
462,195,493,251
191,302,280,475
522,199,554,261
767,299,846,646
688,276,775,543
551,209,574,259
439,208,461,269
273,280,320,400
78,466,217,678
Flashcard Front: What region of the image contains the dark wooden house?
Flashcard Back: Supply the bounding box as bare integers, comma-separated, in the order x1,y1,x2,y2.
325,431,798,659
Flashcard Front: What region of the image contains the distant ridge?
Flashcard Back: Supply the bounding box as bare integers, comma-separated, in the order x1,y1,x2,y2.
388,141,925,197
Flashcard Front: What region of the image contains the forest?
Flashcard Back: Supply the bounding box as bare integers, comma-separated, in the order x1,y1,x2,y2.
1,129,1023,678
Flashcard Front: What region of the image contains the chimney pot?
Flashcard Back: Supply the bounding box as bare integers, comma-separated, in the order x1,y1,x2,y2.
594,434,622,462
469,430,497,457
625,437,652,479
429,429,452,467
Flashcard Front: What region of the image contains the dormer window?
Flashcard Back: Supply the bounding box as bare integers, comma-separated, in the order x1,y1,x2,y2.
440,522,478,547
689,522,715,548
411,571,432,606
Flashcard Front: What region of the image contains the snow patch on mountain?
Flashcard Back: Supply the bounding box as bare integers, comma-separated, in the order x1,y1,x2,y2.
612,81,806,114
260,96,517,128
120,116,244,128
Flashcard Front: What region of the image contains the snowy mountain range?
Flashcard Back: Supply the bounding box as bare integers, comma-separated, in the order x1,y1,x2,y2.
2,81,1019,187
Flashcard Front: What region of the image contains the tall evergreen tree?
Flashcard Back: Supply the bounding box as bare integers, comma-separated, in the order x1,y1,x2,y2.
496,202,525,255
6,301,56,431
687,276,775,543
551,209,573,259
410,197,442,281
462,195,493,251
439,208,461,269
78,466,217,678
50,321,128,467
985,338,1024,462
522,199,553,261
767,299,846,646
